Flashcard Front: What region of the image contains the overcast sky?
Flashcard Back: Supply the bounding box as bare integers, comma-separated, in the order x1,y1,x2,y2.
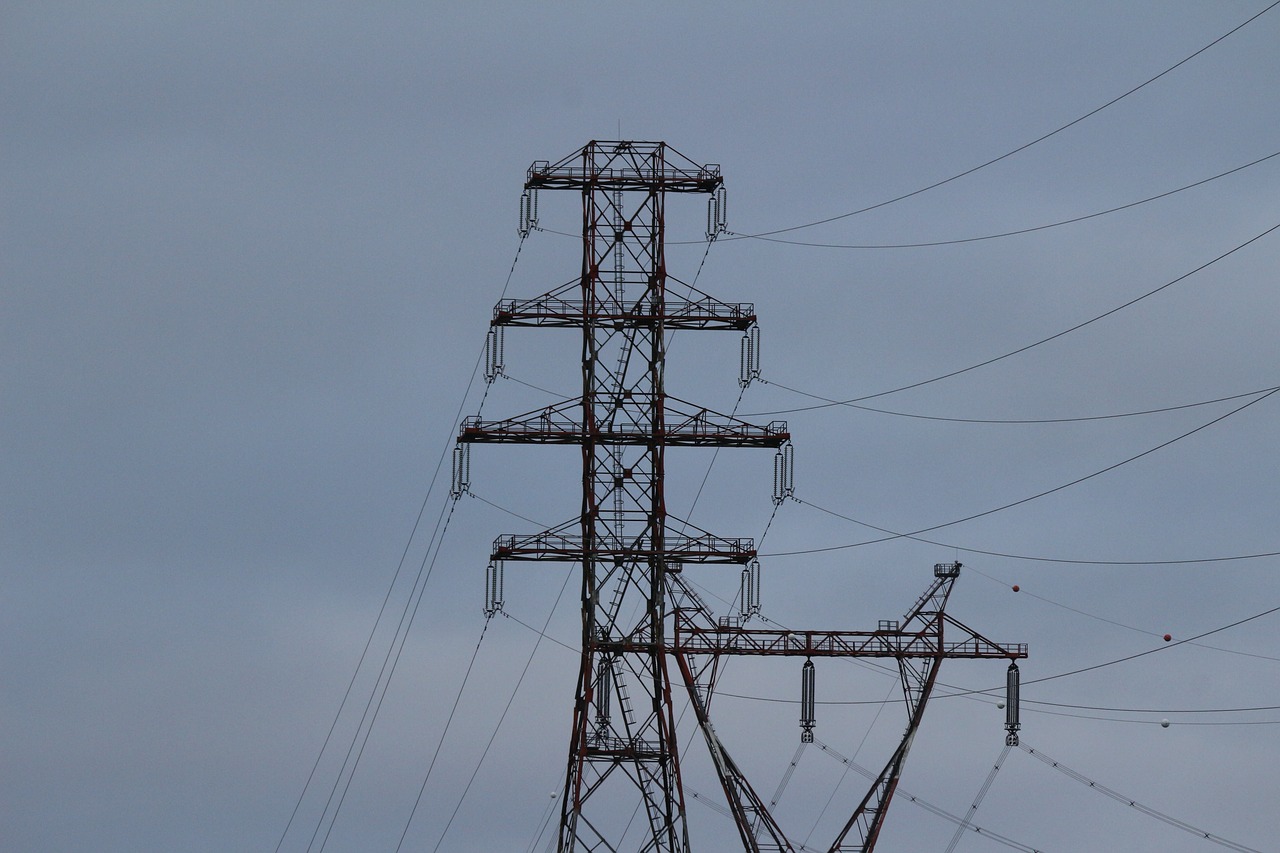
5,3,1280,851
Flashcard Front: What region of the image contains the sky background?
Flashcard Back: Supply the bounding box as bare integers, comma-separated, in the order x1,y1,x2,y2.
5,3,1280,851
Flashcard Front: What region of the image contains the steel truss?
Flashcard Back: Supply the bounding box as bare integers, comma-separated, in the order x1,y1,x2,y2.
459,141,1026,852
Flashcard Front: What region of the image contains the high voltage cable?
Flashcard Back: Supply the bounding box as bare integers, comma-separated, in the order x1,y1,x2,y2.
314,236,530,849
794,493,1280,566
426,567,576,852
730,149,1280,249
277,235,528,851
395,617,493,851
943,743,1013,853
756,380,1280,424
716,688,1280,721
313,499,459,852
744,218,1280,416
727,1,1280,240
931,600,1280,703
812,739,1046,853
1022,602,1280,688
762,388,1279,558
963,565,1280,664
506,370,1280,430
273,452,443,853
1018,742,1266,852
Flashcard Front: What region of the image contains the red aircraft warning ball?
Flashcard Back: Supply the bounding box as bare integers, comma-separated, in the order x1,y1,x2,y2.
1163,634,1172,642
1011,585,1020,592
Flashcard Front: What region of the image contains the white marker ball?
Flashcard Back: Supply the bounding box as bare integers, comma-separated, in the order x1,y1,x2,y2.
996,701,1005,709
1160,719,1170,728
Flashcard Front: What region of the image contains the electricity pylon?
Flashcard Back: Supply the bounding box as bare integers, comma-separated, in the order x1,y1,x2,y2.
457,141,1025,852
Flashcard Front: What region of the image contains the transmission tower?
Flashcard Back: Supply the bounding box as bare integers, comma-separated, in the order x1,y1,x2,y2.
457,141,1026,852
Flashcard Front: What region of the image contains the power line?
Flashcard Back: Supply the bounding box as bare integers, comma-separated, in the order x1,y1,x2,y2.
1022,602,1280,687
763,388,1279,558
962,566,1280,663
731,149,1280,249
744,218,1280,416
313,499,459,852
1018,742,1267,853
727,1,1280,240
794,496,1280,567
428,567,575,852
754,380,1280,424
279,234,529,851
812,739,1046,853
395,617,493,851
715,687,1280,720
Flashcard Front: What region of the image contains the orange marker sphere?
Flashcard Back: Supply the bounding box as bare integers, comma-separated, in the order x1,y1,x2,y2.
1163,634,1172,642
1011,585,1020,592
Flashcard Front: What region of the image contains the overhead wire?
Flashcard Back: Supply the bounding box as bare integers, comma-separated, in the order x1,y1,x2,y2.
733,148,1280,249
395,616,494,849
943,743,1014,853
962,565,1280,664
743,218,1280,417
427,566,576,852
724,1,1280,240
313,499,460,852
812,739,1046,853
1018,742,1267,852
756,380,1280,424
716,687,1280,727
1021,602,1280,688
791,492,1280,566
273,447,444,853
279,234,529,851
764,387,1279,558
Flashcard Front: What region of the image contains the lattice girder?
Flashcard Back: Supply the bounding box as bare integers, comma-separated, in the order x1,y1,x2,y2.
460,397,788,447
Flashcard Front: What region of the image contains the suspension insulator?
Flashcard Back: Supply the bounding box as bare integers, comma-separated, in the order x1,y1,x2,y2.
773,443,795,503
1005,662,1021,746
484,326,505,383
451,444,471,499
744,558,762,616
519,188,539,237
706,186,727,239
595,657,613,731
800,658,816,743
738,325,761,388
750,325,760,379
773,449,785,505
782,442,794,499
484,561,504,616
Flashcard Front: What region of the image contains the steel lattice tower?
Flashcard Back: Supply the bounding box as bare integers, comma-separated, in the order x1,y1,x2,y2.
458,141,1026,852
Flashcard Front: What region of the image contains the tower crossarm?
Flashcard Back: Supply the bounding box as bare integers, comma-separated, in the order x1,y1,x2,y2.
490,523,758,565
459,398,788,448
670,615,1026,660
526,140,722,192
493,281,758,330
